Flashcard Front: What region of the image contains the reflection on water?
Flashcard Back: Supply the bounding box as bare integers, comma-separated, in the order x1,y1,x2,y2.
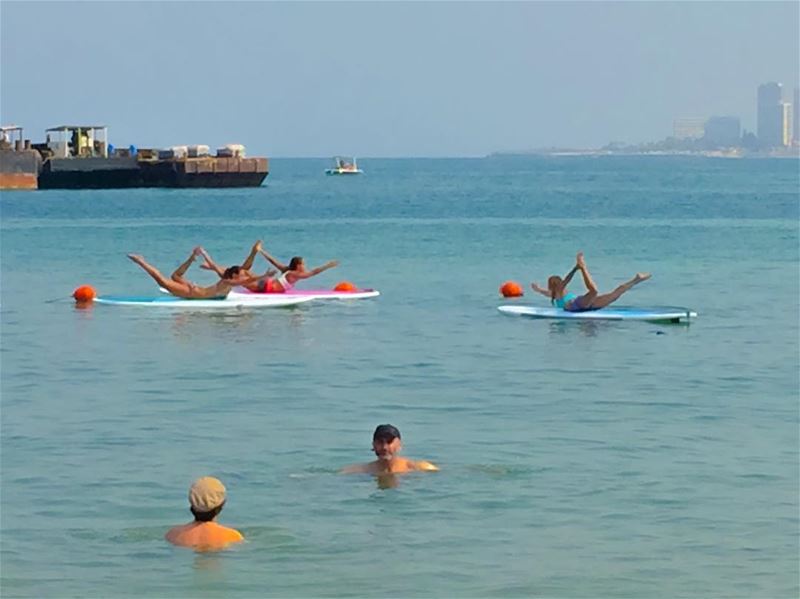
191,551,229,597
547,319,602,337
170,310,259,341
193,552,225,571
166,306,311,342
545,318,693,338
375,473,399,489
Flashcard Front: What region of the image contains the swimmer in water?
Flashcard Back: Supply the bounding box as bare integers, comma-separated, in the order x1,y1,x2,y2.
340,424,439,475
531,251,651,312
165,477,244,551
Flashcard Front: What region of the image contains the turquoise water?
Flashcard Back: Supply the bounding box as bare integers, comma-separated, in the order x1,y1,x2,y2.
1,157,798,598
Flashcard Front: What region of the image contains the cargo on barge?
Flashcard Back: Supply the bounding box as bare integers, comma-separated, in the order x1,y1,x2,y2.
2,125,269,190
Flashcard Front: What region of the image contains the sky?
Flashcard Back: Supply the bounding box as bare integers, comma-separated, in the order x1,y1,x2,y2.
1,1,798,157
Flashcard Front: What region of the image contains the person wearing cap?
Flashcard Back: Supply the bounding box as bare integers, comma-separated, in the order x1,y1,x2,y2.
341,424,439,475
165,476,244,550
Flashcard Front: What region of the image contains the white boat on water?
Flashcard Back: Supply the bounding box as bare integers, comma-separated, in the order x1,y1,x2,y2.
325,156,363,175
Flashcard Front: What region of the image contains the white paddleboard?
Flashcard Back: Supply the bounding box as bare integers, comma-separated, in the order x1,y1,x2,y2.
95,294,314,309
159,287,380,300
498,305,697,323
229,287,380,300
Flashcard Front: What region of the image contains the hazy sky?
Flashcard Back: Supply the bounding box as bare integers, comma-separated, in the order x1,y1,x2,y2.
2,1,798,157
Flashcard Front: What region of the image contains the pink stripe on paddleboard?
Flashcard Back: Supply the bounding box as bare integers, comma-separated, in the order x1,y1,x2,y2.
234,288,374,296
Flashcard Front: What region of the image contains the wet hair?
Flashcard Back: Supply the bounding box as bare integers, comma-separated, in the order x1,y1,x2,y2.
222,265,242,280
373,424,401,442
547,276,562,305
288,256,303,271
191,502,225,522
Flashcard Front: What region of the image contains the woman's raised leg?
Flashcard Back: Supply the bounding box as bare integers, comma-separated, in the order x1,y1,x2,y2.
128,254,184,294
588,272,651,309
171,247,202,283
568,252,598,309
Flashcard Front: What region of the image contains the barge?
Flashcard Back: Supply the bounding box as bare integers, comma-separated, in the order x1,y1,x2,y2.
0,126,42,189
1,125,269,190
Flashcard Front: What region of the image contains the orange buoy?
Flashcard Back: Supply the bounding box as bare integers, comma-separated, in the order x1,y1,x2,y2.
334,281,357,292
500,281,524,298
72,285,97,303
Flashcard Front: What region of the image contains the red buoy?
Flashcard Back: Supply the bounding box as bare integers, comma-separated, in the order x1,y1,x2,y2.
334,281,357,292
500,281,524,298
73,285,97,303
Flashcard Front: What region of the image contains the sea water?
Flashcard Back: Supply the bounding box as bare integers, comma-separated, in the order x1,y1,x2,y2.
1,156,798,598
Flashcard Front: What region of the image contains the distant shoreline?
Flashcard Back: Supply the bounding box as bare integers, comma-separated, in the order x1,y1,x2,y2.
488,149,800,159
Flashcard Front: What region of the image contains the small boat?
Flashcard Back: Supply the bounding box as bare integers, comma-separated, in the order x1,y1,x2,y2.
325,156,363,175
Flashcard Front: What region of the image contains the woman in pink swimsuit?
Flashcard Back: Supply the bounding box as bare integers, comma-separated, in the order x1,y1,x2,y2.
254,243,339,293
201,240,339,293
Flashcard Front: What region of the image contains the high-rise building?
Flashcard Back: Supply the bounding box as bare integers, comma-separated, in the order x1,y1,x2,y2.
673,118,706,140
704,116,741,147
757,82,784,147
782,103,792,147
793,87,799,146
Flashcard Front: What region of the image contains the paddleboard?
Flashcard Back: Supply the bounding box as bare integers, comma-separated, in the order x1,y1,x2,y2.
229,287,380,300
95,295,314,309
159,287,380,300
498,305,697,323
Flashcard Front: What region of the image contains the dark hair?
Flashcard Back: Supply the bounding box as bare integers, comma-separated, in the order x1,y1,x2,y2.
288,256,303,271
191,501,225,522
222,265,242,280
373,424,401,441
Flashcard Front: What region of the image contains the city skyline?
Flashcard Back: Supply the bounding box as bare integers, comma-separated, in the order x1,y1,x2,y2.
669,81,798,150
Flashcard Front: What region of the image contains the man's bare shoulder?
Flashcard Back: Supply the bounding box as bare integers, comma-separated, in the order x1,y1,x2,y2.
166,522,243,549
165,522,193,543
413,460,439,472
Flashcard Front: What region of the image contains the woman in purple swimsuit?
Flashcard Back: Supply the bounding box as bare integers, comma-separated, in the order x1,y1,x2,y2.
531,252,651,312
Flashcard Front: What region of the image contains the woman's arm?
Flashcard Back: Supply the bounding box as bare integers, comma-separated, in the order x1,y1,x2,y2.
561,265,579,288
530,282,551,298
258,247,288,272
232,270,274,287
241,240,262,271
199,249,226,277
295,260,339,280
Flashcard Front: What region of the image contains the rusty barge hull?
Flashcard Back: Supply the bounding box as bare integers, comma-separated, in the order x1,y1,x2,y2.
37,156,269,189
0,149,41,190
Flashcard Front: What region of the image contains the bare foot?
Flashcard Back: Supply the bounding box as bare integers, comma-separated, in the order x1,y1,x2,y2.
576,252,586,268
127,253,145,265
634,272,651,284
253,240,263,252
193,246,204,257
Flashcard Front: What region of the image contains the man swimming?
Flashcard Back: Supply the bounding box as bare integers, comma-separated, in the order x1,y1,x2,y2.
165,476,244,551
340,424,439,475
127,246,267,299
